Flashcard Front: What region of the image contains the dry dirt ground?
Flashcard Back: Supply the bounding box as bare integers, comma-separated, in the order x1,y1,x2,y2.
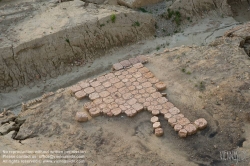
0,0,250,166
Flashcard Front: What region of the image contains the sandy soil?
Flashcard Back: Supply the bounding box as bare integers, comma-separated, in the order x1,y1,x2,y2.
1,0,250,166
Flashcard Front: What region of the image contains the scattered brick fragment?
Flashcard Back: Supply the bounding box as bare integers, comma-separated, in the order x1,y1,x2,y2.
184,124,197,135
178,129,188,138
153,122,161,129
155,82,167,91
151,116,159,123
194,118,207,130
75,112,88,122
155,128,164,137
113,63,123,70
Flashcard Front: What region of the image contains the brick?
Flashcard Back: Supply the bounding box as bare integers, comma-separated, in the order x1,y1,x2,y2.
75,112,88,122
114,70,122,76
142,82,152,88
138,67,149,74
134,94,142,99
132,103,144,112
155,82,167,91
69,84,82,94
151,116,159,123
137,77,147,83
119,87,130,94
133,63,144,69
147,105,154,112
102,107,111,114
168,117,177,127
138,98,145,103
150,101,159,106
84,102,95,111
130,77,136,82
169,107,180,115
79,81,90,89
142,93,150,98
105,73,115,79
132,82,140,86
122,71,129,75
160,109,168,115
127,66,137,73
152,110,160,115
133,72,142,78
162,102,175,110
128,85,136,91
109,77,120,84
136,85,143,90
157,97,168,104
127,98,137,105
136,55,148,64
113,63,123,71
143,102,151,107
84,87,95,94
125,75,133,79
177,118,190,126
131,90,138,95
146,97,154,102
99,103,107,110
155,128,164,137
164,113,172,120
75,90,87,100
154,105,162,110
103,96,114,104
114,82,125,89
172,114,184,120
120,60,131,68
115,98,126,105
129,57,139,65
93,98,103,105
90,81,101,87
151,92,162,99
111,92,122,98
178,129,187,138
194,118,207,130
119,103,131,112
97,75,107,83
111,107,122,116
99,91,110,98
123,92,133,100
122,78,129,83
146,87,157,94
184,124,197,135
153,122,161,129
107,111,113,117
89,108,101,117
95,85,105,93
125,108,137,117
103,81,112,88
107,87,117,93
118,75,126,80
148,77,159,84
89,92,100,100
125,81,132,87
139,89,146,94
174,124,183,132
144,72,154,79
107,102,119,110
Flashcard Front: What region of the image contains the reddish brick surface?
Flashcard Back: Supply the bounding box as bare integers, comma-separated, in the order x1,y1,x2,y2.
70,84,82,93
84,87,95,94
75,90,87,100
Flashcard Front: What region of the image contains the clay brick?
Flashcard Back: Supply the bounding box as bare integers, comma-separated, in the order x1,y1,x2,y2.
125,75,133,79
168,117,177,127
153,122,161,129
146,97,154,102
115,98,126,105
154,105,162,110
138,67,149,74
184,124,197,135
110,77,120,84
125,82,132,87
99,91,110,98
97,75,107,83
89,108,101,117
142,93,150,98
114,70,123,76
155,82,167,91
137,77,147,83
84,102,95,111
120,103,131,112
155,128,164,137
143,102,151,107
75,112,88,122
151,116,159,123
130,77,136,82
172,114,184,120
69,84,82,94
151,101,159,106
164,113,172,120
136,85,143,90
84,87,95,94
162,102,175,110
134,94,142,99
125,108,137,117
114,82,125,89
118,75,126,80
142,82,152,88
120,60,131,68
75,90,87,100
102,107,111,114
169,107,180,115
111,107,122,116
79,81,90,89
133,72,142,78
144,72,154,79
103,81,112,88
138,98,145,103
128,85,136,91
160,109,168,115
122,78,129,83
122,71,129,75
151,92,162,99
132,82,140,86
107,111,113,117
113,63,123,71
177,118,190,126
111,92,122,98
95,85,105,93
90,81,101,87
107,102,119,110
174,124,183,132
194,118,207,130
127,66,138,73
129,57,139,65
127,98,137,105
147,105,155,112
105,73,115,79
139,89,146,94
99,103,107,110
103,96,114,104
152,110,160,115
107,87,117,93
136,55,148,64
132,103,144,112
146,87,157,94
131,90,138,95
178,129,187,138
123,92,133,100
119,87,130,94
133,63,144,69
157,97,168,104
89,92,99,100
148,77,159,84
93,98,103,105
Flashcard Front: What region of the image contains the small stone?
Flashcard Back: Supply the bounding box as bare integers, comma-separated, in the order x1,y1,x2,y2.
155,128,164,137
133,63,144,69
75,112,88,122
177,118,190,126
69,84,81,93
184,124,198,135
178,129,188,138
90,81,101,87
129,58,139,65
75,90,87,100
168,117,177,127
169,107,180,115
153,122,161,128
99,91,110,98
89,108,101,117
132,103,144,112
155,82,167,91
152,110,160,115
113,63,123,70
120,60,131,67
174,124,183,131
136,55,148,64
151,116,159,123
111,108,122,116
84,87,95,94
89,92,99,100
194,118,207,130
